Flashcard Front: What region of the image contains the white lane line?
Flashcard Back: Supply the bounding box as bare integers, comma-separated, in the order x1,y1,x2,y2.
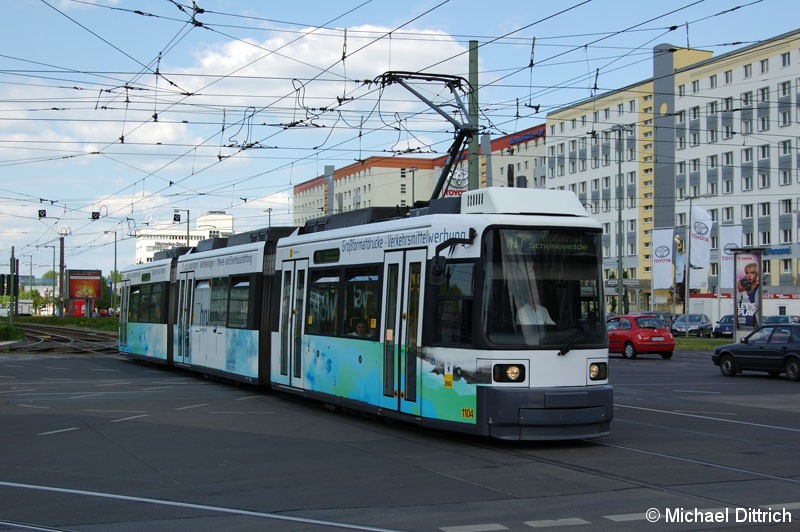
440,525,508,532
525,518,590,527
19,404,49,409
209,411,274,415
112,414,149,423
235,395,261,401
44,367,68,371
0,388,36,394
764,502,800,510
84,409,147,414
95,382,130,387
90,368,119,372
38,427,79,436
70,394,103,400
0,481,401,532
616,403,800,432
175,403,208,411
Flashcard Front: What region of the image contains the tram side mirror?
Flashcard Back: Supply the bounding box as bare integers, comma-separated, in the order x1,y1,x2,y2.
430,256,446,286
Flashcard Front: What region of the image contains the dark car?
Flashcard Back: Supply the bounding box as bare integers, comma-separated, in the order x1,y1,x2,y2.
671,313,713,337
713,314,734,338
762,315,800,325
607,314,675,359
712,324,800,380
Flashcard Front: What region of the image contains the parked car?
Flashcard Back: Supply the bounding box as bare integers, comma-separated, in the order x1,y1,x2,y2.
607,314,675,359
713,314,734,338
762,315,800,325
670,313,713,337
712,324,800,380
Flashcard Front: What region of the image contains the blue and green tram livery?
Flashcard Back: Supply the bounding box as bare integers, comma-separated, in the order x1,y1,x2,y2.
119,187,612,440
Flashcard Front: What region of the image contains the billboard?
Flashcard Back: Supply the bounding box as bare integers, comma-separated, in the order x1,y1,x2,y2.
67,269,102,299
734,252,762,332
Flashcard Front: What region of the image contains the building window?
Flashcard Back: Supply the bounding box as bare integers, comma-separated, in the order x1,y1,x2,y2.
759,231,771,246
678,84,685,97
709,74,717,88
759,86,769,102
782,230,793,245
692,80,700,93
743,204,753,218
724,70,733,84
744,64,752,78
723,207,733,221
759,202,770,217
742,175,753,191
781,52,790,67
760,58,769,74
759,173,770,188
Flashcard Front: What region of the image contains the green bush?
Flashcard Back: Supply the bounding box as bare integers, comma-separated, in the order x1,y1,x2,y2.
13,315,119,333
0,324,26,341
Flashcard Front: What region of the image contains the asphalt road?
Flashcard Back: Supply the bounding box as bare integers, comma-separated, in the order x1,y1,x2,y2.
1,350,799,531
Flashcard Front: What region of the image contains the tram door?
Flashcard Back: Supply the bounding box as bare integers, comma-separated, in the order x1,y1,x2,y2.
279,259,308,389
175,270,195,365
380,249,426,415
118,279,130,350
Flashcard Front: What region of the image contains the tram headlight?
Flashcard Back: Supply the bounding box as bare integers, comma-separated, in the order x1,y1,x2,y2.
589,362,607,381
493,364,525,383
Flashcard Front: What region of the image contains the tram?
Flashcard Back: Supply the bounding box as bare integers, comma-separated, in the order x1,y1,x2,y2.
119,187,613,440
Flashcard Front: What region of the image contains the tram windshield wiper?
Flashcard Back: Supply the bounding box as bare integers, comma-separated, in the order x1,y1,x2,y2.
558,331,579,356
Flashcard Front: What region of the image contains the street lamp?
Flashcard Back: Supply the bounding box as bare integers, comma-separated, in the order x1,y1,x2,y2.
264,208,272,228
42,245,56,315
173,208,190,247
612,125,632,314
407,167,418,206
104,230,117,314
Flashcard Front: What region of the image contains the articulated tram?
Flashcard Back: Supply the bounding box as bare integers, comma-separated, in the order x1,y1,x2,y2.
119,187,613,440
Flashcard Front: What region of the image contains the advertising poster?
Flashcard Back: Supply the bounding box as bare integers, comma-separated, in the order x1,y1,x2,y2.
735,252,761,331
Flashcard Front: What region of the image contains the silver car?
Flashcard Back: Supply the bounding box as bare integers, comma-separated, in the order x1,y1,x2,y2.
670,313,713,337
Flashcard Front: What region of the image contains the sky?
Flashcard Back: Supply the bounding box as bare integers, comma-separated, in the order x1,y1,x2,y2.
1,0,798,280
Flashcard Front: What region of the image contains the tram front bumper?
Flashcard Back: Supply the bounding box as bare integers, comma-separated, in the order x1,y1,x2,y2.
480,385,613,440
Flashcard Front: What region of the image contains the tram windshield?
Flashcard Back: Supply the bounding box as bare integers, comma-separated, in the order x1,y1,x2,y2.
482,228,606,348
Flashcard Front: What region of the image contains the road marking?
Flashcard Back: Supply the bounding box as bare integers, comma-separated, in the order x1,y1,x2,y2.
90,368,118,372
38,427,79,436
525,518,590,527
235,395,262,401
19,404,49,409
616,403,800,432
175,403,208,410
0,481,401,532
70,394,103,400
84,409,146,414
0,388,35,394
112,414,149,423
209,411,274,414
604,512,644,522
440,525,508,532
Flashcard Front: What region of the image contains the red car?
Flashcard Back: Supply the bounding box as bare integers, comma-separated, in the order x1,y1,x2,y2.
607,314,675,359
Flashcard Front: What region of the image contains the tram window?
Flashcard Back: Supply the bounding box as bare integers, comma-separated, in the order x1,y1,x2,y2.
343,268,380,338
209,277,229,326
434,262,474,345
129,287,142,322
193,281,210,325
129,283,167,324
307,271,339,336
228,277,251,329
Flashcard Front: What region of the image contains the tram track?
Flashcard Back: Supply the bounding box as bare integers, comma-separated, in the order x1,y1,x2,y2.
5,324,119,356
